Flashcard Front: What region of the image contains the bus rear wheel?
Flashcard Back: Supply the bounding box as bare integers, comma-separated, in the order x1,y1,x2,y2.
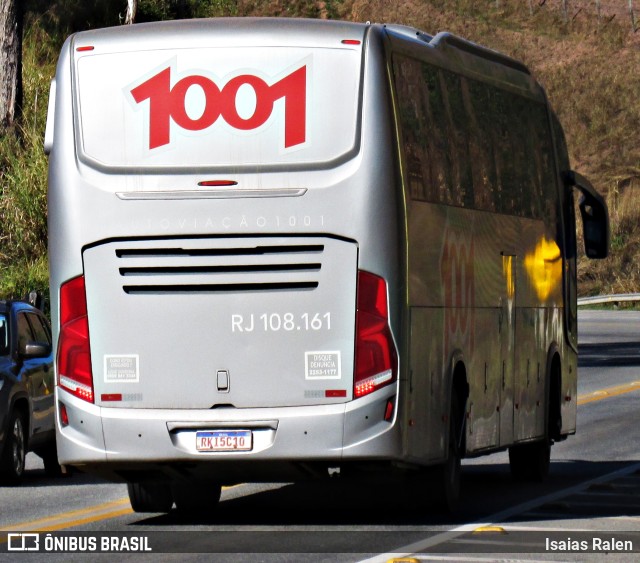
127,482,173,513
430,393,462,512
509,439,550,482
172,482,221,515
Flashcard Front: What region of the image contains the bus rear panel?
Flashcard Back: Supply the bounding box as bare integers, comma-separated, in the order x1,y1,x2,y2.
48,19,403,484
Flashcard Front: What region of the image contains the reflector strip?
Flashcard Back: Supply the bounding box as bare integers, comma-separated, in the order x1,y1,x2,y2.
101,394,123,402
325,390,347,398
198,180,238,187
59,403,69,426
384,398,395,421
341,40,361,45
76,46,95,52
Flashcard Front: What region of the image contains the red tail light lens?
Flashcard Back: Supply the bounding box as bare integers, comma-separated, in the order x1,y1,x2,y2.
354,271,398,398
57,276,94,403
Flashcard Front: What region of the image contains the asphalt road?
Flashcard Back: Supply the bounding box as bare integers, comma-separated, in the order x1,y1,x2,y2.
1,309,639,562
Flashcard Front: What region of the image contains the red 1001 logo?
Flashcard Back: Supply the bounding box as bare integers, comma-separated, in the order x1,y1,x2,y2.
130,64,307,150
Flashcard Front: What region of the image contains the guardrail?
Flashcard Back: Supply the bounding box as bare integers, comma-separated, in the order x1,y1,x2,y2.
577,294,640,306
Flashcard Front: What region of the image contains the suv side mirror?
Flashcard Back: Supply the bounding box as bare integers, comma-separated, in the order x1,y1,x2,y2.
564,171,610,259
20,341,52,359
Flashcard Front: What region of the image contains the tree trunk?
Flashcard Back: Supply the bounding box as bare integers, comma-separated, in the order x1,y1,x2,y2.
0,0,22,133
125,0,137,25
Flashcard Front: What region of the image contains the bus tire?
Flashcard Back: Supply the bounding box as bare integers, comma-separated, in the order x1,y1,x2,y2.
431,393,462,512
127,482,173,513
0,410,27,485
508,439,550,482
172,482,222,515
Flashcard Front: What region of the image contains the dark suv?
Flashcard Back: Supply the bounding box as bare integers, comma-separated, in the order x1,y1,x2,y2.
0,300,59,484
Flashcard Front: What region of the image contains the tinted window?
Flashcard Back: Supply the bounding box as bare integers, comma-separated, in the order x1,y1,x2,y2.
393,56,444,203
393,54,556,220
27,313,51,345
441,71,473,208
0,315,8,356
17,313,34,353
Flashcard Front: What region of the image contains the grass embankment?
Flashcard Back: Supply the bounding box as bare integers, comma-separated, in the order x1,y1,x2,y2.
0,18,54,300
1,0,639,301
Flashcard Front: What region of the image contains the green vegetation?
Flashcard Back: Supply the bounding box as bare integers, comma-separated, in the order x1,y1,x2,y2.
0,14,54,301
1,0,639,300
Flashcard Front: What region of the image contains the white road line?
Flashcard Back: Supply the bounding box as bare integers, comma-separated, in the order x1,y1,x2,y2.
408,556,573,562
358,461,640,563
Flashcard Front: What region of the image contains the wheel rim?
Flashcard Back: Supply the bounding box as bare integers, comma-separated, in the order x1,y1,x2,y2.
11,417,25,476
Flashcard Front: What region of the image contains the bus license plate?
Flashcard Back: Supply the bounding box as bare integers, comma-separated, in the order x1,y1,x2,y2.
196,430,253,452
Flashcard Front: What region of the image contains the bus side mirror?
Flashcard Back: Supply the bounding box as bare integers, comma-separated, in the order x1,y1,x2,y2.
564,171,609,259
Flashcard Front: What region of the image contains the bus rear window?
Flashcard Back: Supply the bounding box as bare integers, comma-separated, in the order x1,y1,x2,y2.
75,46,362,171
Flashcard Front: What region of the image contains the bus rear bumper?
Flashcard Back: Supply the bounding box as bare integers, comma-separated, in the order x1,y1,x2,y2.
55,386,402,482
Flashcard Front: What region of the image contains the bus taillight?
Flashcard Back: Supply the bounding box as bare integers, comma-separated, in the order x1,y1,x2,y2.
57,276,94,403
354,271,398,398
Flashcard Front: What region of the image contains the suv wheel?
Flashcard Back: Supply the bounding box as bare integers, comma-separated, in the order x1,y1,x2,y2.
0,411,26,485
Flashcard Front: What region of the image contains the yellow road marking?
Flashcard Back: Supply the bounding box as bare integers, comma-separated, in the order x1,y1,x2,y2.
2,497,132,532
577,380,640,405
1,382,638,535
1,485,238,534
0,508,133,544
36,508,134,532
472,525,506,534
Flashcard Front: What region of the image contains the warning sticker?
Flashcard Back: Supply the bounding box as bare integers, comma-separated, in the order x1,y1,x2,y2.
305,351,341,380
104,355,140,383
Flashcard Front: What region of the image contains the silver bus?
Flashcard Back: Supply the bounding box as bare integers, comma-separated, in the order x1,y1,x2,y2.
45,18,608,513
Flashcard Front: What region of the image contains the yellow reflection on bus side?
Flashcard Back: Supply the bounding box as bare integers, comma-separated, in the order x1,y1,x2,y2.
502,254,515,298
524,237,562,302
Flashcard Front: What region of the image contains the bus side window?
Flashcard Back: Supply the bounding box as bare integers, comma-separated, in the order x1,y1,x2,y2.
393,56,429,201
423,65,452,205
504,89,532,217
522,100,544,220
393,55,450,205
394,54,558,222
466,79,497,212
532,104,559,227
441,70,473,208
490,88,510,214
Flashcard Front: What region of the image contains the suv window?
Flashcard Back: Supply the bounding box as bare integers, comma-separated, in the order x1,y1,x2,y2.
16,313,34,354
27,313,51,345
0,314,8,356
